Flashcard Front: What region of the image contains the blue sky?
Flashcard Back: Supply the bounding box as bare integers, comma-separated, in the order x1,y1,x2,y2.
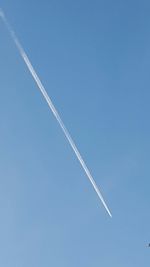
0,0,150,266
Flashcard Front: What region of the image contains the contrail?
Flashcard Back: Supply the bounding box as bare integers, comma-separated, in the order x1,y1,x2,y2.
0,8,112,217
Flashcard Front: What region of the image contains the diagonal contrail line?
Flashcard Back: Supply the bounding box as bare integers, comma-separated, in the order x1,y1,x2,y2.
0,8,112,217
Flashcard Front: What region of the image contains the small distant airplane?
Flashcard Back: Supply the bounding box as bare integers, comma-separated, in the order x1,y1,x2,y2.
148,243,150,247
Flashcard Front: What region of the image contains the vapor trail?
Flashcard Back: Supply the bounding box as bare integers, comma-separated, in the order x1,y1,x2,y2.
0,9,112,217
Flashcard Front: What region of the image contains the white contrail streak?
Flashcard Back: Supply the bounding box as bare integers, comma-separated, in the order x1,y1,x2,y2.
0,9,112,217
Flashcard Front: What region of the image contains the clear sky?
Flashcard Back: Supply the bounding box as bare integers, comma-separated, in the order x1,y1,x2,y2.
0,0,150,266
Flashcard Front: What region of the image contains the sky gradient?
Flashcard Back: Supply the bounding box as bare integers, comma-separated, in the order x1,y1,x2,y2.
0,0,150,266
